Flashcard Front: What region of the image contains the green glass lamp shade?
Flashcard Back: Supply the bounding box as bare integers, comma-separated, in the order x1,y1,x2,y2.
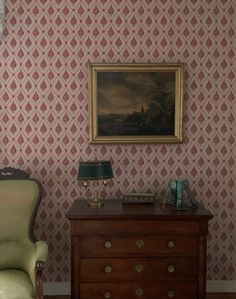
77,161,113,181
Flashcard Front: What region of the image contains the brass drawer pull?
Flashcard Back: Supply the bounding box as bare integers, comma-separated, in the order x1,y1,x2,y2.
136,239,144,248
135,264,144,273
135,288,144,297
167,265,176,273
104,265,113,273
167,290,175,298
104,240,112,249
168,240,175,248
104,291,112,298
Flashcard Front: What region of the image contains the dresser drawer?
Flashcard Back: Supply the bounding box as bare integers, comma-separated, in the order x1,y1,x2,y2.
80,281,198,299
72,220,200,235
80,257,197,281
80,235,198,257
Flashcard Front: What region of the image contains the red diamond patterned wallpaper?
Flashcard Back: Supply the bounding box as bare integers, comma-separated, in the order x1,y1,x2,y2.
0,0,235,282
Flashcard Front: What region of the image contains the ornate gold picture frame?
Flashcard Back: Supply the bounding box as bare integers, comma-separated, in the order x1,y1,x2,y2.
89,63,184,143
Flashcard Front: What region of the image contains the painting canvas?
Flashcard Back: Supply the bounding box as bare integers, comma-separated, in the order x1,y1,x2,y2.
89,64,184,143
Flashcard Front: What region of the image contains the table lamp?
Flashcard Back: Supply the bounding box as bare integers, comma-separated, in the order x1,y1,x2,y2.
77,160,113,207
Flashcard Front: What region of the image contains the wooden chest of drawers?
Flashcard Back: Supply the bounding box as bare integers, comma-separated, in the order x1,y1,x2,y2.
67,200,212,299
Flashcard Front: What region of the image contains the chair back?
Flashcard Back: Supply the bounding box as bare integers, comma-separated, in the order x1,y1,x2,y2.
0,178,41,270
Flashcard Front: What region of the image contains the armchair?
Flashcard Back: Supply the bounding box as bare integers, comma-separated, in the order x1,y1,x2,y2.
0,168,48,299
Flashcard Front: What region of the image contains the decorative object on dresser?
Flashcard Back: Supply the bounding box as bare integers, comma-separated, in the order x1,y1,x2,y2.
162,179,198,210
77,160,113,207
66,199,213,299
123,192,156,205
89,63,184,144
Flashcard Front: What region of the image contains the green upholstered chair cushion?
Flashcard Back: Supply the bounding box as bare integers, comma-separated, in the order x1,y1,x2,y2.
0,270,35,299
0,180,39,242
0,179,47,290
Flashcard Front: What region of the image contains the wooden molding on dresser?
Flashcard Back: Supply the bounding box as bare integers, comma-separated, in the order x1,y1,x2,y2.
66,199,213,299
43,281,236,296
43,294,236,299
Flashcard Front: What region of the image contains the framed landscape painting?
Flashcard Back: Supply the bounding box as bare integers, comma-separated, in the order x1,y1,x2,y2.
89,63,184,143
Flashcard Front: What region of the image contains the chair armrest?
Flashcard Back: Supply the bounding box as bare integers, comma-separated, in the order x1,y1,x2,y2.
35,241,48,299
35,241,48,263
21,240,48,296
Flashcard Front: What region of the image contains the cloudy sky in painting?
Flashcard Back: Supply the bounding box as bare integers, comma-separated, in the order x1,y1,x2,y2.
97,71,175,115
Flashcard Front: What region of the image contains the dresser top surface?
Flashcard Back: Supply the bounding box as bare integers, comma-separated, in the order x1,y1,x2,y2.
66,199,213,220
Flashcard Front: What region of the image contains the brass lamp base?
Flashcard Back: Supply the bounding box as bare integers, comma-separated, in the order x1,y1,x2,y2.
87,198,104,208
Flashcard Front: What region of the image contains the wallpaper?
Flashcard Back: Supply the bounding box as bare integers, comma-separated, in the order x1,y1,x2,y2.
0,0,4,39
0,0,235,282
